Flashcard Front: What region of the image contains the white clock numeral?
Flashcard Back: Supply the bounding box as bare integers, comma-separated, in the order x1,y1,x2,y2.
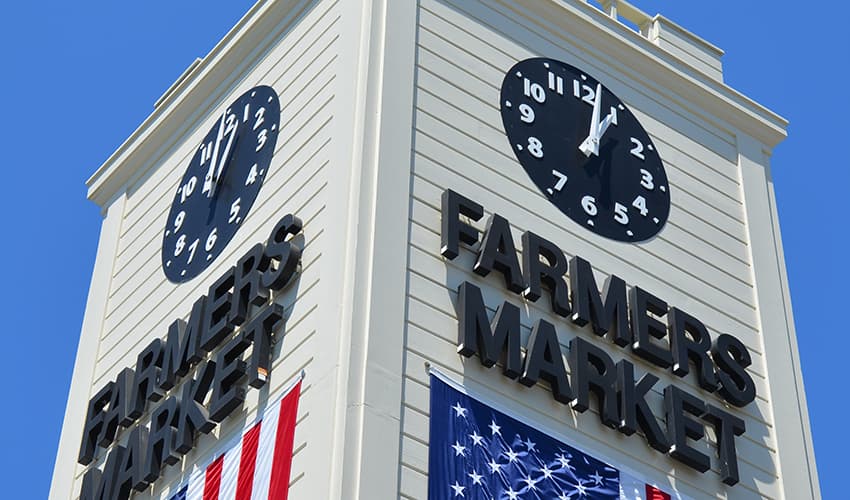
174,211,186,232
187,238,200,263
519,103,535,123
205,228,218,252
243,103,250,123
229,197,242,223
174,234,187,257
547,71,564,95
614,202,629,225
201,141,213,165
581,195,598,216
225,113,237,134
180,176,197,203
573,80,596,105
639,168,655,190
630,137,645,160
527,137,544,158
254,107,266,131
256,129,268,152
632,195,648,216
548,170,568,194
582,85,596,105
523,78,546,103
246,164,259,185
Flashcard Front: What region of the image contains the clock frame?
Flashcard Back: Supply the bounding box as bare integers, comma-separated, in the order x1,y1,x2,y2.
162,85,281,283
499,58,670,242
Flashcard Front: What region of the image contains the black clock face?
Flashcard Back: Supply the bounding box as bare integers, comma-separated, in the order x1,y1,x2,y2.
162,85,280,283
500,58,670,242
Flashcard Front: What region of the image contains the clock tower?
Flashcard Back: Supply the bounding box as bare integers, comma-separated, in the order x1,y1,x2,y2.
51,1,819,499
500,57,672,242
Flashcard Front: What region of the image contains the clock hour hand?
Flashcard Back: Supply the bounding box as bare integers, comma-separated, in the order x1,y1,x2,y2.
578,83,617,157
579,83,603,157
596,106,616,139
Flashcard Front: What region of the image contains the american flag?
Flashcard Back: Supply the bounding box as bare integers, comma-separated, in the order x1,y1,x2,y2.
166,377,301,500
428,373,675,500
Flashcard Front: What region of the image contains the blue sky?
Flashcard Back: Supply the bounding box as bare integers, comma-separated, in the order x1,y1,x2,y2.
1,1,845,498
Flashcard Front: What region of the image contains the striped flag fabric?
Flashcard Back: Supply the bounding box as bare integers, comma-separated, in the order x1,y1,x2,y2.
168,378,301,500
428,371,683,500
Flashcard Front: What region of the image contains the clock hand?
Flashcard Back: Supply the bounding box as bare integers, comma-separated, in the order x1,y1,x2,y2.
579,84,618,157
209,118,238,199
596,106,616,139
578,83,603,157
206,133,241,225
202,111,228,197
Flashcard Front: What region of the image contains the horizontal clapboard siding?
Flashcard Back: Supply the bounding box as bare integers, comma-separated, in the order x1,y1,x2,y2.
76,1,338,499
94,0,338,386
118,0,339,223
412,128,759,332
399,1,779,499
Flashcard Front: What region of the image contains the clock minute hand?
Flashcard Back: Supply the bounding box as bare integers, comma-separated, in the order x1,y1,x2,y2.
209,119,238,198
578,83,603,157
203,111,228,197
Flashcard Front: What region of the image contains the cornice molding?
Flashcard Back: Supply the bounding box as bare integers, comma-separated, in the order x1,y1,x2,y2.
493,0,787,147
86,0,313,208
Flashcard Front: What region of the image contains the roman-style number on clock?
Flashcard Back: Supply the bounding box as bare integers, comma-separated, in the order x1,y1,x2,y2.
161,85,281,283
500,58,671,242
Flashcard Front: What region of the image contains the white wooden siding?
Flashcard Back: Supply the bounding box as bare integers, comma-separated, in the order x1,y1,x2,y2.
397,1,780,499
71,1,339,498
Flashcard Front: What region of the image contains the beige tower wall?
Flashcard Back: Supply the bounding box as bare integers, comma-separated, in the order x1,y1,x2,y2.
395,1,815,499
50,1,817,499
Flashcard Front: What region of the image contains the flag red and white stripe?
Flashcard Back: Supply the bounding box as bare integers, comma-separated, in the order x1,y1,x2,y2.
169,378,301,500
620,470,682,500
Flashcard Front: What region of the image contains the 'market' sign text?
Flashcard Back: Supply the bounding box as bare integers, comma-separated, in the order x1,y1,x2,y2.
442,189,754,485
77,214,303,500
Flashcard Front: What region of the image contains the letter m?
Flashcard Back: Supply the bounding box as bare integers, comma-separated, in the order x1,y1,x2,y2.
456,281,522,379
